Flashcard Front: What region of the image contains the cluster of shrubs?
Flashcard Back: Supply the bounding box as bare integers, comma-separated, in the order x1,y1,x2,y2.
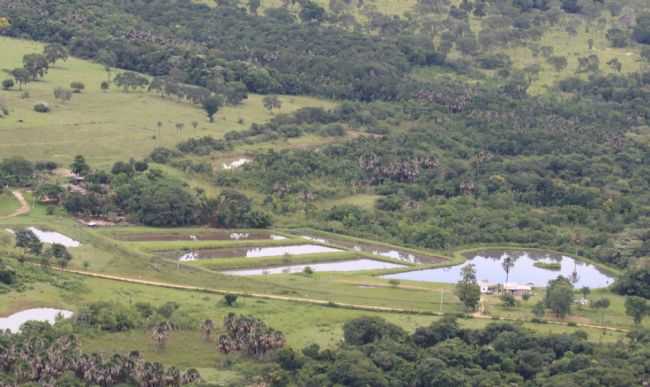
75,301,196,332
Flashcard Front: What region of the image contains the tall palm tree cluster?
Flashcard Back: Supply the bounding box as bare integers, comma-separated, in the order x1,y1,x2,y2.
217,313,285,359
0,330,200,386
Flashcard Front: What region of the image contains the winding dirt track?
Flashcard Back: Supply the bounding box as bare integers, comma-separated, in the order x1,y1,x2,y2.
54,267,629,334
1,191,30,219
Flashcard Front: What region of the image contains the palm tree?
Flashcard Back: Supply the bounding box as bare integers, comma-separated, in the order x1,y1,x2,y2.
200,319,215,342
151,322,172,351
502,254,516,286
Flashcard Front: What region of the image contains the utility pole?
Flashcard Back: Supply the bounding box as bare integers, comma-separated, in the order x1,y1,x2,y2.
439,289,444,314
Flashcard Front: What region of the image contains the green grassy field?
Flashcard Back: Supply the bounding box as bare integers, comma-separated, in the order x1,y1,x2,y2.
0,191,19,216
0,37,333,167
0,268,633,384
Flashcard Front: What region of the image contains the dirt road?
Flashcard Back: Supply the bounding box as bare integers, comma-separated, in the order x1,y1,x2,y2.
1,191,30,219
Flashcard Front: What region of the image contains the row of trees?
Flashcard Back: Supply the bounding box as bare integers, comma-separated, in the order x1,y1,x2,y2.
0,324,200,386
5,44,68,90
14,229,71,269
260,315,649,386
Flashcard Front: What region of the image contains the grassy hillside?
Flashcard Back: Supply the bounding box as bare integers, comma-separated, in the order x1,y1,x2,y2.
0,37,333,167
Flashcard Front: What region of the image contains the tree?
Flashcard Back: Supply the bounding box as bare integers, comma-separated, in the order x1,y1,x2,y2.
70,82,85,93
70,155,90,176
100,81,110,92
2,79,14,91
201,95,224,122
151,321,172,350
11,68,31,90
547,56,568,73
54,87,72,103
614,265,650,299
210,189,261,228
607,58,622,72
300,1,326,23
200,319,215,341
455,264,481,312
23,54,49,80
532,301,545,319
248,0,261,15
591,297,610,325
625,296,648,325
113,71,149,92
43,43,69,65
606,28,628,48
580,286,590,301
218,314,285,358
544,276,574,318
343,317,406,345
561,0,581,13
501,293,517,308
96,49,117,82
224,294,238,306
0,16,10,30
15,229,43,256
49,243,72,268
262,95,282,113
633,13,650,44
502,255,517,284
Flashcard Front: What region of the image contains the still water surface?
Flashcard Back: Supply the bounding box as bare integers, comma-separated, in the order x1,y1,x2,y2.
383,250,614,288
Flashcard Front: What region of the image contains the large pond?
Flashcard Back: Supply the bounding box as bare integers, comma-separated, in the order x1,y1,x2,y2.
383,250,615,288
28,227,80,247
300,233,444,264
0,308,73,333
172,244,343,261
222,259,406,276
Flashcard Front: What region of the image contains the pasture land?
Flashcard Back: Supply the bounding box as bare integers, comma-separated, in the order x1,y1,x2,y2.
0,37,333,167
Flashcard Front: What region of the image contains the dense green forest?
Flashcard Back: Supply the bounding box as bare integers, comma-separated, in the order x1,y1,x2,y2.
2,0,650,385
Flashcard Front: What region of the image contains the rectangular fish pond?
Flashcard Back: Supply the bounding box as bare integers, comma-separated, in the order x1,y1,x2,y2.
383,250,615,288
110,230,286,242
166,244,344,261
222,259,406,276
298,232,444,264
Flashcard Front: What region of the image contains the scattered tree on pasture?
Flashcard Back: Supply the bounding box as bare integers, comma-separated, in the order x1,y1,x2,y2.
455,264,481,312
43,43,69,65
544,276,574,319
625,296,648,325
201,95,224,123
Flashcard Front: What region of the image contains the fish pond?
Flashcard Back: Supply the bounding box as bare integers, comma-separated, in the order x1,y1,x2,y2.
0,308,73,333
28,227,80,247
169,244,343,261
383,250,615,288
300,233,444,264
110,230,281,242
222,259,406,276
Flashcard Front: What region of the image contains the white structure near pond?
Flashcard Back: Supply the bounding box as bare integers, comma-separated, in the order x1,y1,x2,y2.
479,280,533,296
0,308,73,333
28,227,80,247
223,158,251,170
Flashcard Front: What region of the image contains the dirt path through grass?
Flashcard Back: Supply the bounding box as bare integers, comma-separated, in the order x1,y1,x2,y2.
0,191,30,219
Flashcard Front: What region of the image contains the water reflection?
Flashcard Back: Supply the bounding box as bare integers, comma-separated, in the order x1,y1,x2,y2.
383,250,614,288
27,227,80,247
222,259,406,276
176,244,342,261
301,235,442,264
